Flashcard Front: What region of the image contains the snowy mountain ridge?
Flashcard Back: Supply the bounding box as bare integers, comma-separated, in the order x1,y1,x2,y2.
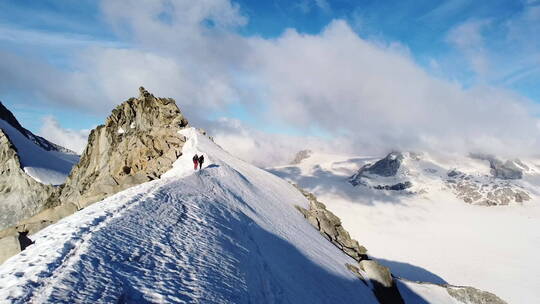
349,151,535,206
0,128,381,303
0,128,508,304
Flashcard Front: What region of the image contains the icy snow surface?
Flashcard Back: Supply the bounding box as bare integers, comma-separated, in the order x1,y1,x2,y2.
270,152,540,304
0,119,78,185
0,128,382,303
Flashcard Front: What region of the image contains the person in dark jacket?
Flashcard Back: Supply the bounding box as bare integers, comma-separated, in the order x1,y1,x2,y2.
198,154,204,170
193,154,199,170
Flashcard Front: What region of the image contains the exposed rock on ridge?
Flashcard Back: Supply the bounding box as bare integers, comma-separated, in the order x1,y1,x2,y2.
349,152,413,191
48,87,189,210
0,129,54,229
294,186,368,262
363,151,404,177
293,185,404,304
446,170,530,206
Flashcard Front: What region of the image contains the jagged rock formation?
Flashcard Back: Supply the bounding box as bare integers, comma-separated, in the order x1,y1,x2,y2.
397,279,508,304
470,153,524,180
0,129,55,230
0,87,189,264
294,186,368,262
362,152,404,177
446,286,508,304
489,159,523,180
446,170,530,206
349,152,413,191
48,87,188,210
293,185,404,304
290,149,312,165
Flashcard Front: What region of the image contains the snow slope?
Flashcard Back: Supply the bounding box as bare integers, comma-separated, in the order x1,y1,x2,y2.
270,152,540,304
0,128,381,303
0,119,78,185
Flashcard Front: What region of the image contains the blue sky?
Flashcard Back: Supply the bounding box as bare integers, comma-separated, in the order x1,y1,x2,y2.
0,0,539,161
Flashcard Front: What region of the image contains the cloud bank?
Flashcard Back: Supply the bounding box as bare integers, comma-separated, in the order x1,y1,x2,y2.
39,116,90,154
1,0,540,165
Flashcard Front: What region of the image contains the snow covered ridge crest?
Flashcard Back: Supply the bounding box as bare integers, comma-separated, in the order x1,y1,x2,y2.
0,87,190,262
349,151,534,206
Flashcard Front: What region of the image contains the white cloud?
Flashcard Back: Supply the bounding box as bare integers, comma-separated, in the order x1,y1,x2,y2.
207,118,354,167
3,0,540,166
38,116,90,154
247,20,540,157
446,19,490,79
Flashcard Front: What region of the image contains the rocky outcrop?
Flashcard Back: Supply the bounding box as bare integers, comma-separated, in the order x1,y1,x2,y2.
47,87,188,210
361,152,404,177
294,186,367,262
489,159,523,180
397,278,508,304
470,154,523,180
293,185,404,304
447,286,508,304
446,170,530,206
290,149,312,165
0,87,189,264
0,129,54,230
349,152,413,192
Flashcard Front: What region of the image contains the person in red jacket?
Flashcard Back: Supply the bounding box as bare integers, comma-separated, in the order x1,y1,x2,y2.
193,154,199,170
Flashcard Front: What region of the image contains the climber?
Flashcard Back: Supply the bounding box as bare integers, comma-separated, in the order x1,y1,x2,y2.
193,154,199,170
198,154,204,170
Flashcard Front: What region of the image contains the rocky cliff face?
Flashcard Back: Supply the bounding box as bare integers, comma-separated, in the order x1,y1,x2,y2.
0,129,54,229
48,87,189,210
